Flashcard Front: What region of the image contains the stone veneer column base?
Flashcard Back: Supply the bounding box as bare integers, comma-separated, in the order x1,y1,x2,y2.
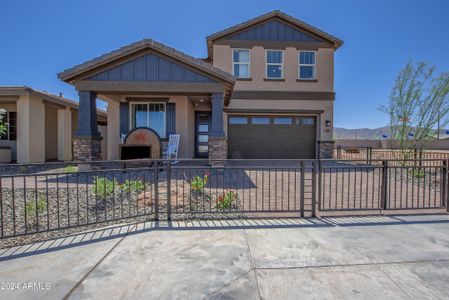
317,140,335,159
208,136,227,165
73,137,103,161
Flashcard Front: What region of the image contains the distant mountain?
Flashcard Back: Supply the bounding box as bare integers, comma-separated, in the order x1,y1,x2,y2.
334,126,449,140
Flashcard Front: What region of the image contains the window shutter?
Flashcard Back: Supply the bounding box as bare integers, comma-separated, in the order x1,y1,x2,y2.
166,103,176,136
119,102,129,137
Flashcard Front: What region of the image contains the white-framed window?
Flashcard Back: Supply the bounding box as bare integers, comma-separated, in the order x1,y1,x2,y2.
299,51,316,80
232,49,250,78
130,102,166,138
266,50,283,79
0,111,17,141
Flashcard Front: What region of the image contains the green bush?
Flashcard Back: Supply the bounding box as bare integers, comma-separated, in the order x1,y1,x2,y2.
121,178,145,194
93,176,119,198
216,191,238,210
63,165,78,173
190,173,209,192
408,168,426,178
26,197,47,217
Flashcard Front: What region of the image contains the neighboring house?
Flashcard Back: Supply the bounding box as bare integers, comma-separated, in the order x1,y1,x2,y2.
58,10,342,161
0,87,107,163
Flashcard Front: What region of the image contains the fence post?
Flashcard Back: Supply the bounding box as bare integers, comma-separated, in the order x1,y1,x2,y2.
300,161,305,217
443,160,448,212
368,147,373,164
166,160,172,221
154,162,159,221
337,146,342,159
0,177,3,238
311,160,318,217
381,160,389,210
419,149,423,167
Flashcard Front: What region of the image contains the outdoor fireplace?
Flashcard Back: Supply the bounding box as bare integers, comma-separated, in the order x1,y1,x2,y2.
120,127,162,160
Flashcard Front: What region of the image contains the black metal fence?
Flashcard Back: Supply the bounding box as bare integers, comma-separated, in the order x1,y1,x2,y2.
334,146,449,166
0,159,448,239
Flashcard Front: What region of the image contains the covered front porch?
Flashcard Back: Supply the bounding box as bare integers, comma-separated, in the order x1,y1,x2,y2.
101,93,226,160
58,39,235,161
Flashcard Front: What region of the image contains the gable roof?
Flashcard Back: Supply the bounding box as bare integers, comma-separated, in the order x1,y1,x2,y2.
206,10,343,57
58,39,235,84
0,86,107,117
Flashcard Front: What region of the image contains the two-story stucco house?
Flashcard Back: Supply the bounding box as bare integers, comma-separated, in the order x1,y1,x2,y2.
58,10,342,161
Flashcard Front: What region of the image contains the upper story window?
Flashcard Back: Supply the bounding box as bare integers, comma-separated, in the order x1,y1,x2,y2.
0,111,17,141
232,49,250,78
130,102,166,138
266,50,283,79
299,51,316,80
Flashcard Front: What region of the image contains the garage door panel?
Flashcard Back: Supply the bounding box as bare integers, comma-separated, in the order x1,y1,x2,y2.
228,115,317,159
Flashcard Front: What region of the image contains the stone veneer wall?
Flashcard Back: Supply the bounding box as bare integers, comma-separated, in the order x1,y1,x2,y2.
208,136,227,161
318,140,335,159
73,137,103,161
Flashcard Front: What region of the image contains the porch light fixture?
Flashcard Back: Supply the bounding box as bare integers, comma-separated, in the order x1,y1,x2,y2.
325,120,331,127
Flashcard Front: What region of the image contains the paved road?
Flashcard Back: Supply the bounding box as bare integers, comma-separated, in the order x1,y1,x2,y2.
1,215,449,299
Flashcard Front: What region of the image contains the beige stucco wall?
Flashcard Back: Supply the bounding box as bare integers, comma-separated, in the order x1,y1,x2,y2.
16,94,45,163
58,108,73,161
98,125,108,160
213,44,334,92
106,100,120,160
213,43,335,142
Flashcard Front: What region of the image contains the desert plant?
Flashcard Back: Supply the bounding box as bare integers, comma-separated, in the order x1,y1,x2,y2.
63,165,78,173
93,176,119,199
26,197,47,217
381,61,449,163
0,108,6,138
190,173,209,192
216,190,239,210
408,168,426,178
121,178,145,194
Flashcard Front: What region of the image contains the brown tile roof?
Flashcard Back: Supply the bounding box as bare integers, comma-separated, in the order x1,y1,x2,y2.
58,39,235,84
0,86,107,116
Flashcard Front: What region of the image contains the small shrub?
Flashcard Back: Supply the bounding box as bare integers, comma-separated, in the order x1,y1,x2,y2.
93,176,119,198
121,178,145,194
409,168,426,178
18,166,28,174
190,173,209,192
26,197,47,217
63,165,78,173
216,190,239,210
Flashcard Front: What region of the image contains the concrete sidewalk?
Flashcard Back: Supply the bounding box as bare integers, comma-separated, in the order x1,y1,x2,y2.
1,215,449,299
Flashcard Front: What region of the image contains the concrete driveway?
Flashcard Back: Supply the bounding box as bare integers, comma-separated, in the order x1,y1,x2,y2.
1,215,449,299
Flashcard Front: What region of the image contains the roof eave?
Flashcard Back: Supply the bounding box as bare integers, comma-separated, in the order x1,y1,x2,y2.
206,10,344,58
58,39,235,85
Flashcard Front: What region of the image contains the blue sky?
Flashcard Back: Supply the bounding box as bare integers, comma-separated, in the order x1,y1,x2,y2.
1,0,448,129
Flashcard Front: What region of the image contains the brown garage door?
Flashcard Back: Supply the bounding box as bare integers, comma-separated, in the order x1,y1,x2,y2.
228,115,317,159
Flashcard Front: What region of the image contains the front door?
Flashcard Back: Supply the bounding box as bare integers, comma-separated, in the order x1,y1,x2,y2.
195,112,211,157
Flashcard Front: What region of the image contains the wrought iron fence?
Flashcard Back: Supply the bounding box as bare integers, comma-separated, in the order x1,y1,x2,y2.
319,160,447,211
0,158,448,239
334,146,449,166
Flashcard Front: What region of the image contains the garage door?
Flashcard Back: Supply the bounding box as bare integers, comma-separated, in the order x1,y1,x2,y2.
228,115,317,159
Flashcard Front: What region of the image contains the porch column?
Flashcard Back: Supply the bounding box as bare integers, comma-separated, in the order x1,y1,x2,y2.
208,93,227,161
107,100,120,160
73,91,102,161
57,108,72,161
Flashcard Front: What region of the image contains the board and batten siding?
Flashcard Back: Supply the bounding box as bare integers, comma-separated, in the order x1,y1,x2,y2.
225,19,321,42
88,53,216,83
119,102,176,139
